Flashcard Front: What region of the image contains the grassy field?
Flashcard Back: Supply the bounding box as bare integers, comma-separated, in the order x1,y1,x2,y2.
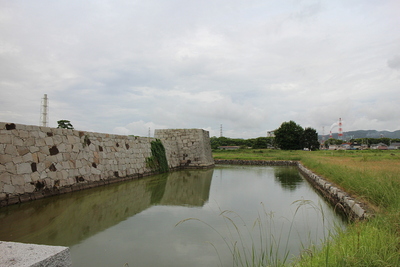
213,149,400,266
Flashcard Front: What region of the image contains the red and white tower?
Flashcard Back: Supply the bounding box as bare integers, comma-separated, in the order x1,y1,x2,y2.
338,118,343,139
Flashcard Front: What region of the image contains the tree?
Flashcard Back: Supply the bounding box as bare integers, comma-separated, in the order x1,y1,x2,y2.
57,120,74,129
303,127,320,151
210,136,220,149
252,137,274,149
274,121,304,150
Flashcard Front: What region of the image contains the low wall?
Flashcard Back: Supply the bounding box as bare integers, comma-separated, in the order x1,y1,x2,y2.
297,163,370,220
0,122,214,206
214,159,370,220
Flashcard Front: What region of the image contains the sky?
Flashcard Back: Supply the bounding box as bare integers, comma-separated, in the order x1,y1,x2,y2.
1,0,399,138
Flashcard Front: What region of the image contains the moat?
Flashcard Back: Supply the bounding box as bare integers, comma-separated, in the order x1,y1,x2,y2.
0,165,346,266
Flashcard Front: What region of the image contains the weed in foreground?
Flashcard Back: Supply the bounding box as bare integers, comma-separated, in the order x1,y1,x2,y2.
176,200,337,267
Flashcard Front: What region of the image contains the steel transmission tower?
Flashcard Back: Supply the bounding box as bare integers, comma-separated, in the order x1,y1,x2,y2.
40,94,49,127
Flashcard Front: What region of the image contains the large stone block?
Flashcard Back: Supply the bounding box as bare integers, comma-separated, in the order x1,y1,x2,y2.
5,162,16,174
44,137,54,146
17,129,30,139
13,136,24,146
14,124,26,130
0,173,11,184
0,134,12,144
0,154,12,164
16,162,32,175
39,126,51,132
29,145,40,153
12,175,25,186
3,184,15,194
35,138,46,146
23,174,32,183
31,152,39,163
22,152,33,162
12,156,24,164
57,143,67,153
0,241,71,267
53,135,63,145
5,144,18,156
31,172,41,182
24,183,35,193
352,203,366,218
24,137,35,146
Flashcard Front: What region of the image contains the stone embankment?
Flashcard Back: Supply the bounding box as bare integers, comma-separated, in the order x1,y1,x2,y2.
0,122,214,207
297,163,369,220
215,159,298,166
215,159,370,220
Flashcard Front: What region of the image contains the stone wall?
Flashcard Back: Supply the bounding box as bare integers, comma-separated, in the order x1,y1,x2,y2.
0,122,214,206
155,128,214,168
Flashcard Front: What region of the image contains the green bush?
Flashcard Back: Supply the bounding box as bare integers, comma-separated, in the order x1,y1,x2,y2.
146,139,169,173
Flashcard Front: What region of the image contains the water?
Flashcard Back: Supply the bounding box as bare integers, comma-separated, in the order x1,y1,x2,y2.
0,165,346,266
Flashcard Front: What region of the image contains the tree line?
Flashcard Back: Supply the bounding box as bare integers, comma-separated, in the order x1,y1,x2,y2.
210,136,275,149
212,120,320,151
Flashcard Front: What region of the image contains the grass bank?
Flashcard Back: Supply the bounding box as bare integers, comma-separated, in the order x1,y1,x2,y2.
213,149,400,266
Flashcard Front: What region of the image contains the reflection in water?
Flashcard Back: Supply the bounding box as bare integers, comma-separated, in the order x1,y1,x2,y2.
0,169,213,246
159,170,212,206
274,166,304,191
0,166,346,267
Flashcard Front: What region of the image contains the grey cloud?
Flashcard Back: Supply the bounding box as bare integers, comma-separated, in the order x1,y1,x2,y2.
290,2,322,21
1,0,400,137
387,55,400,70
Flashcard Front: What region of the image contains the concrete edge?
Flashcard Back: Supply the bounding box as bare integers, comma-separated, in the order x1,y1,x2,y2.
0,241,71,267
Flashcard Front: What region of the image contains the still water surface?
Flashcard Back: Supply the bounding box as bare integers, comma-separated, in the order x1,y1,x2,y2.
0,165,346,266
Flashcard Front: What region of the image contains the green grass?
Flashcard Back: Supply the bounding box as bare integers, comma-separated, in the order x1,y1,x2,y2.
295,216,400,266
213,149,400,266
213,149,303,161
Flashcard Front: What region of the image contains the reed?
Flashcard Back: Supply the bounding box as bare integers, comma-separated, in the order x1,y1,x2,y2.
295,216,400,266
176,200,339,267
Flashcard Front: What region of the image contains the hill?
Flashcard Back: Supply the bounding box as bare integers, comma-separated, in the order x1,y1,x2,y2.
320,130,400,140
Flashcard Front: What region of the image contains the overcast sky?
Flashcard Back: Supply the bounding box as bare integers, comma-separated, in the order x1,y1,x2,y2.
1,0,399,138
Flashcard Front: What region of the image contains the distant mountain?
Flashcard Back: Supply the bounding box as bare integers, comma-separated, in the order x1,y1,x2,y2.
319,130,400,140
